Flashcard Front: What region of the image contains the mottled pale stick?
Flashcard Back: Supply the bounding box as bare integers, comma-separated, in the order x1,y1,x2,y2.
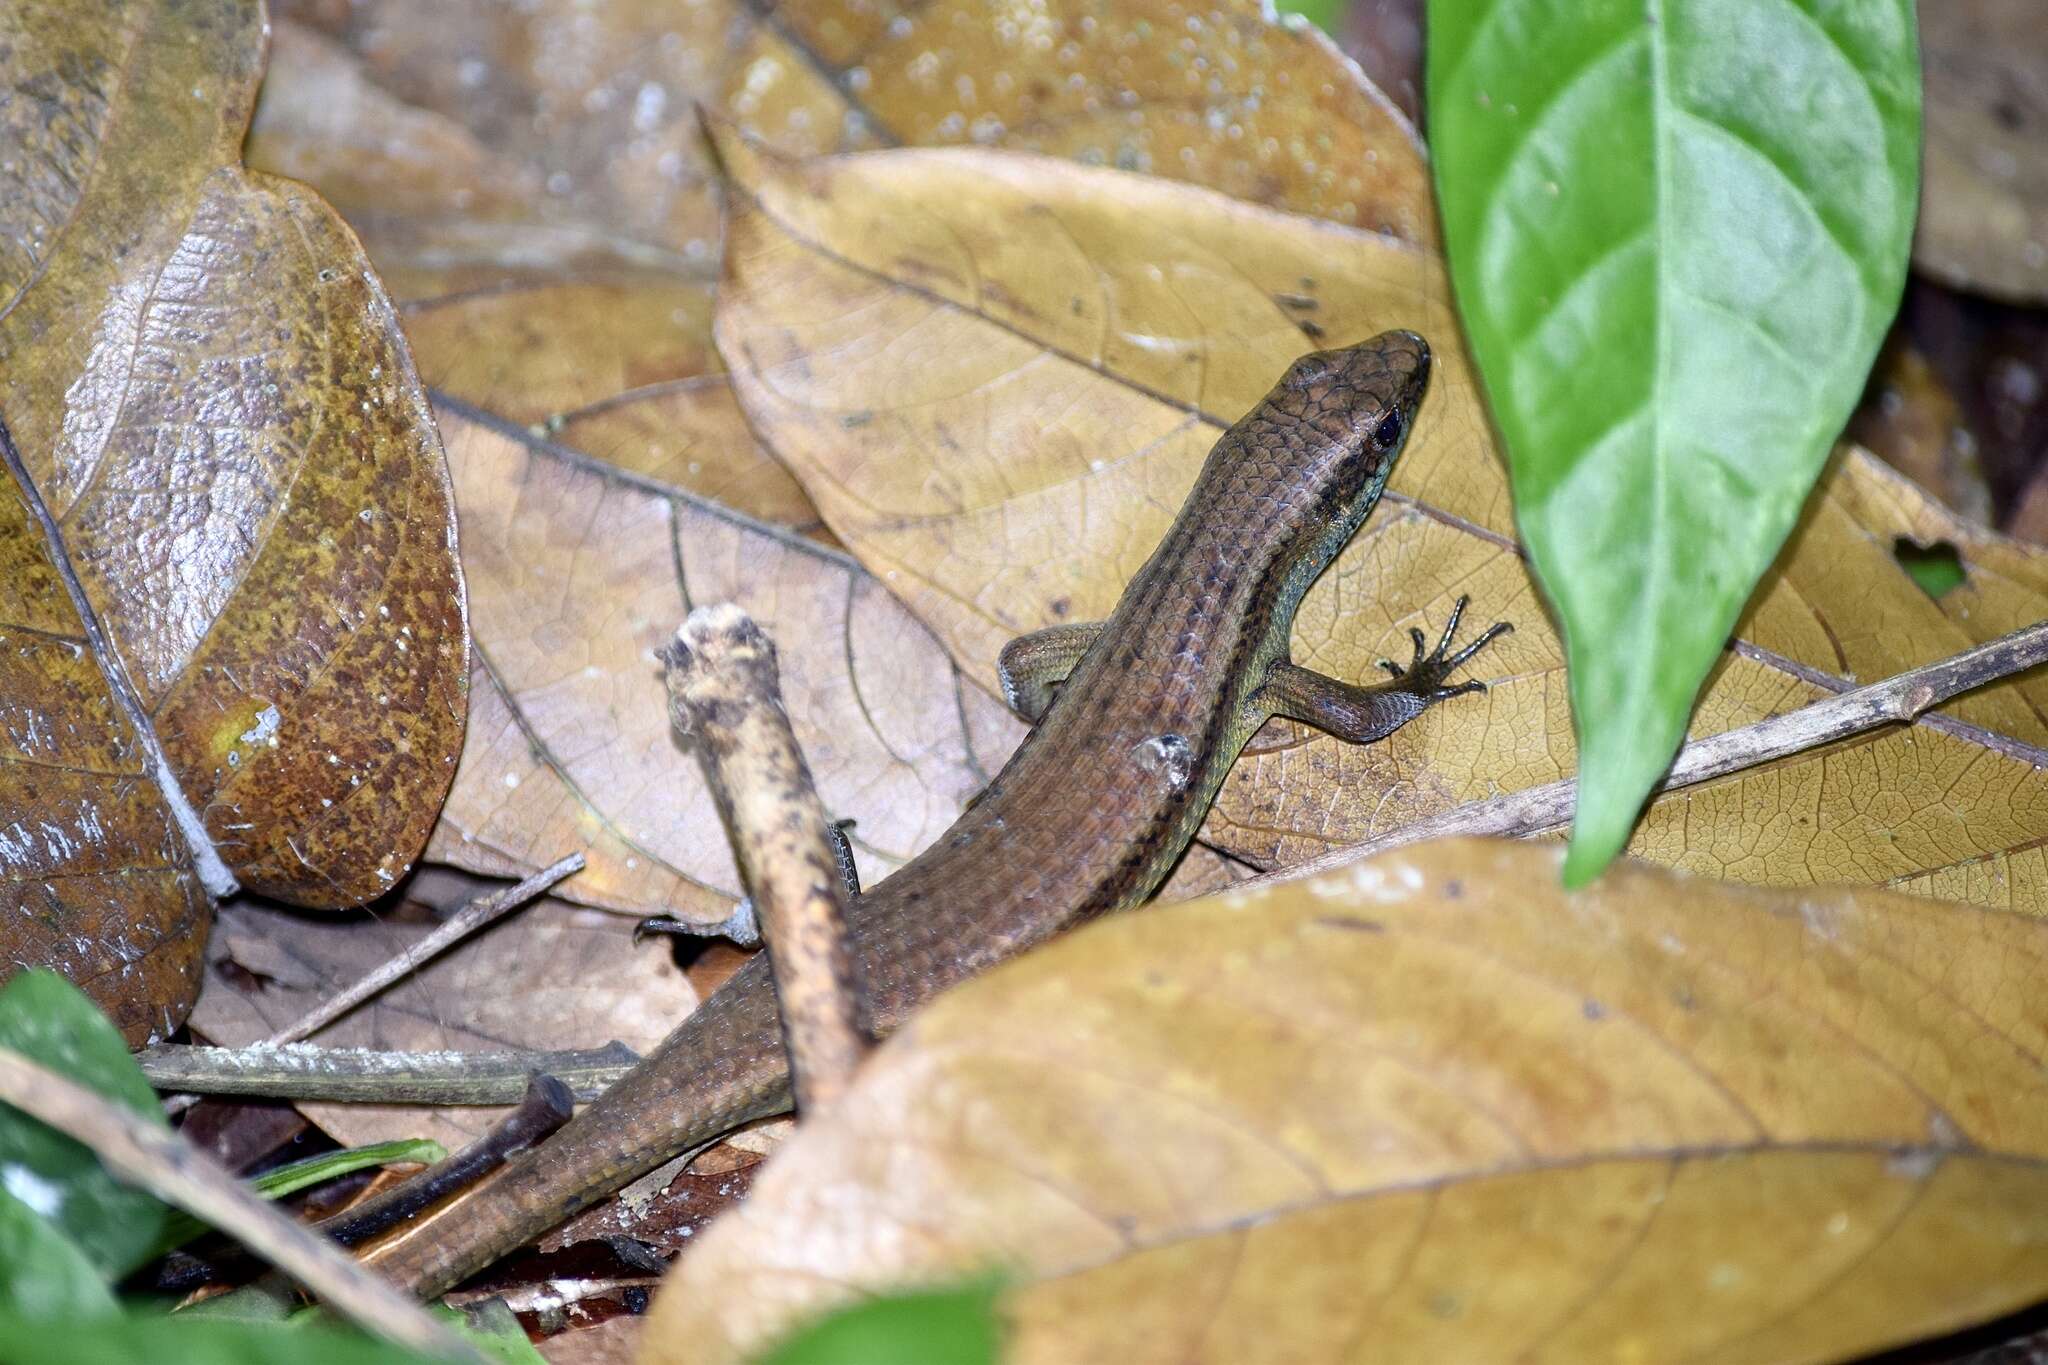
662,604,872,1113
265,853,586,1047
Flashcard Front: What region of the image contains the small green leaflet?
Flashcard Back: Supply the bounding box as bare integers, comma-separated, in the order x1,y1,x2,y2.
755,1281,1003,1365
1428,0,1921,882
152,1137,445,1258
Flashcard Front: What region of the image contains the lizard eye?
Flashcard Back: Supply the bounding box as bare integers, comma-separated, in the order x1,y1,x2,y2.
1371,409,1404,450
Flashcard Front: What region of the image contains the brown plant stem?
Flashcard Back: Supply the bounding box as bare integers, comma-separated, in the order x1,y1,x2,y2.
661,604,871,1114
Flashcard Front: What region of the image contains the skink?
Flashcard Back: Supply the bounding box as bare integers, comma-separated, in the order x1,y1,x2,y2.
369,329,1507,1295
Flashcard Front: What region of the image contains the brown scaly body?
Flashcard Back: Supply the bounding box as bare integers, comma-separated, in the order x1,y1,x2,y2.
369,330,1506,1297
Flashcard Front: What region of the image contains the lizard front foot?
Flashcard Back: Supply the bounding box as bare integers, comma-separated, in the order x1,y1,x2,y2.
1377,595,1513,703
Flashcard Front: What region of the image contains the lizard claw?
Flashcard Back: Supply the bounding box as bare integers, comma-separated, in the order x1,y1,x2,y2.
1393,596,1511,698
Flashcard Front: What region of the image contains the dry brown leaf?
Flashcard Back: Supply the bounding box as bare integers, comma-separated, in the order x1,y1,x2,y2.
757,0,1434,241
262,0,1431,259
240,0,1445,917
247,0,1437,524
242,19,817,533
0,479,206,1043
189,886,692,1153
642,837,2048,1365
710,128,2048,901
425,404,1022,925
0,0,465,1037
1916,0,2048,302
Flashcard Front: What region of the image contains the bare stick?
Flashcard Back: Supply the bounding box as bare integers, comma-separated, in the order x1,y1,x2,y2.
266,853,585,1047
0,1046,479,1361
137,1042,639,1105
1252,620,2048,890
662,604,871,1113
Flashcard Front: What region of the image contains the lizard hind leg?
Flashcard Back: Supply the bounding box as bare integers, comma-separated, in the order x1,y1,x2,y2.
1253,596,1511,745
996,622,1106,722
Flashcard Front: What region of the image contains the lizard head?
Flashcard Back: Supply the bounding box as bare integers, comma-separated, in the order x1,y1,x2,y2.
1245,329,1432,575
1273,328,1432,482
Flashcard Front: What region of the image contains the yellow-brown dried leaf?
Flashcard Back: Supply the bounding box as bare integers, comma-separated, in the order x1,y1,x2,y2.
710,129,2048,901
0,480,205,1043
765,0,1434,240
642,838,2048,1365
426,407,1020,926
0,0,465,1031
1846,342,1990,525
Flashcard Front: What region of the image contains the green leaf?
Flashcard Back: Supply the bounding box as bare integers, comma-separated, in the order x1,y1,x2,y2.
1894,538,1967,598
0,971,168,1275
755,1281,1002,1365
440,1301,546,1365
0,1314,454,1365
246,1137,444,1203
0,1190,118,1321
1271,0,1346,37
153,1138,445,1257
1427,0,1921,883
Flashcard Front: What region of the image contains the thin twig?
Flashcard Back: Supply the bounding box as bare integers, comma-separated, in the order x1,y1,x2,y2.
137,1042,639,1105
662,604,871,1113
0,1046,478,1361
266,853,585,1047
1252,620,2048,890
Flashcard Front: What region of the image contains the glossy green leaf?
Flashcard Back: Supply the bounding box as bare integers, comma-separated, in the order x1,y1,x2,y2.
154,1137,445,1257
0,1314,452,1365
0,1190,117,1321
755,1281,1002,1365
0,971,167,1275
1427,0,1921,883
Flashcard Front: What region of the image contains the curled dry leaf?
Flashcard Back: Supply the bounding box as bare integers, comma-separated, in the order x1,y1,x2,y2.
1916,0,2048,302
643,837,2048,1365
710,127,2048,902
424,405,1022,926
0,0,464,1038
